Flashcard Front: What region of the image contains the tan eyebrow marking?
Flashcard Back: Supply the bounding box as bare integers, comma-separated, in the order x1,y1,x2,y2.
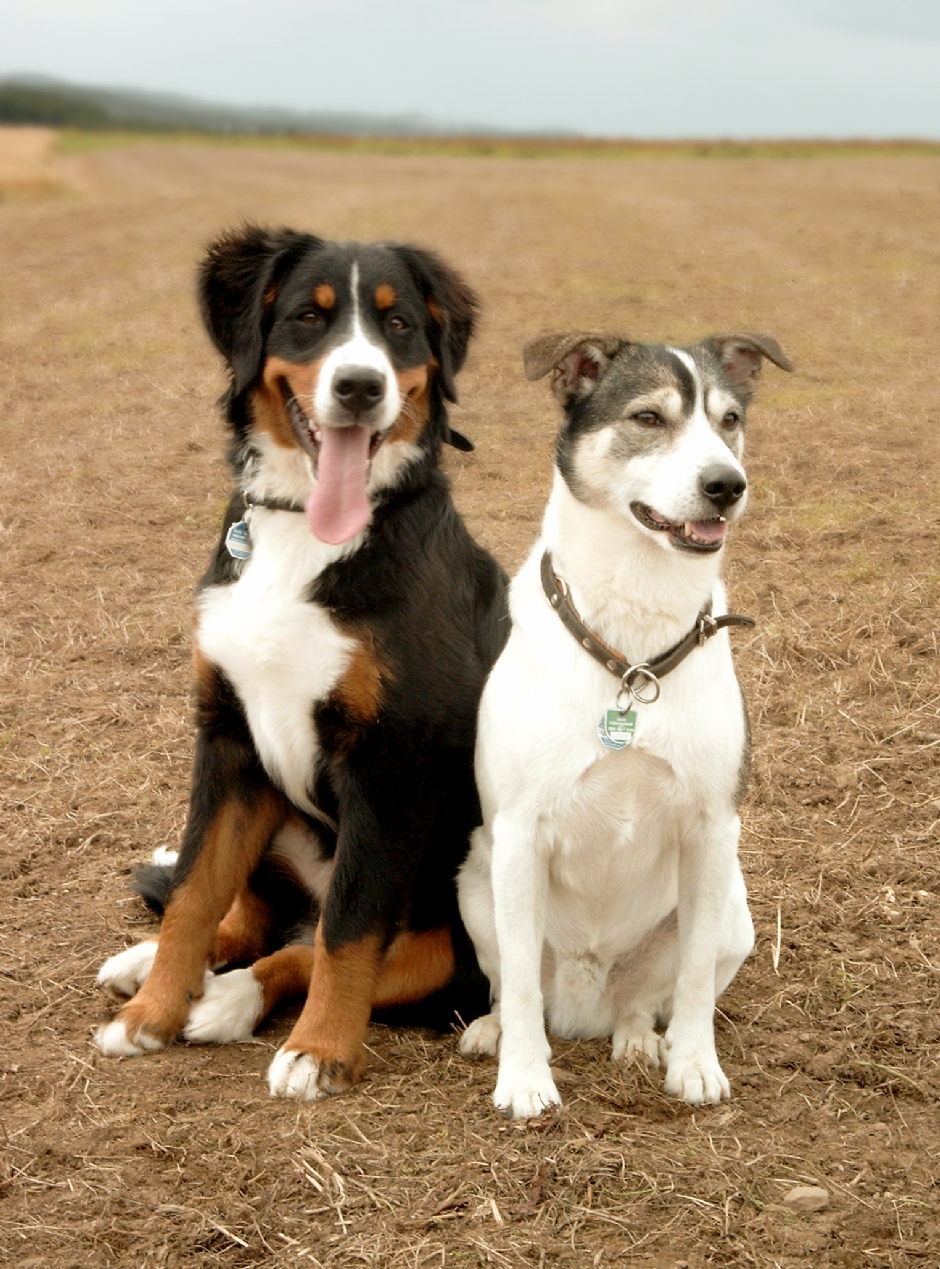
375,283,396,310
313,283,335,309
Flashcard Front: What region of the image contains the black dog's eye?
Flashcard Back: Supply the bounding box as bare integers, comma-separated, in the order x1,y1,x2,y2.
297,310,325,328
387,314,410,332
632,410,665,427
722,411,740,429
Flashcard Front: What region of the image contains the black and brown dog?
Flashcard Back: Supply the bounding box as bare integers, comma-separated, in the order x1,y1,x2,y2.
95,225,508,1100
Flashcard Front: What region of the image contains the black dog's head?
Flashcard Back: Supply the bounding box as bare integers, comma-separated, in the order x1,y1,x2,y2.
198,226,479,542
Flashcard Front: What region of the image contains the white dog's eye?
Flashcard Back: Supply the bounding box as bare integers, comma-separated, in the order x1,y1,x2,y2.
721,411,740,430
632,410,665,428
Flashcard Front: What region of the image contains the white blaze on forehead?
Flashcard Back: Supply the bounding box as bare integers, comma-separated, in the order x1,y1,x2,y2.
667,347,703,415
605,346,746,525
312,260,401,431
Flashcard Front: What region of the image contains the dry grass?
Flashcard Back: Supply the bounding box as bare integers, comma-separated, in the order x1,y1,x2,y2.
1,141,938,1267
0,126,66,200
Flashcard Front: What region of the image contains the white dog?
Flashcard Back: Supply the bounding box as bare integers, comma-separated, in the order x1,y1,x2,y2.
458,330,792,1118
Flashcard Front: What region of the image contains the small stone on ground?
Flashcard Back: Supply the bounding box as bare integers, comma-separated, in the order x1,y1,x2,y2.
783,1185,830,1213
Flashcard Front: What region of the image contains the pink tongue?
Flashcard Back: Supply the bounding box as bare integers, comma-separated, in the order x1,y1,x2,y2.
690,519,727,544
305,426,372,544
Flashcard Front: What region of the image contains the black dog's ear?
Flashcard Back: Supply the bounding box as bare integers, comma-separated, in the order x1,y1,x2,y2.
523,330,623,406
701,332,794,398
198,223,315,396
394,245,479,406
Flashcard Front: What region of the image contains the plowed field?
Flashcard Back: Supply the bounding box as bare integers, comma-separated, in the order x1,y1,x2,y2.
1,136,939,1268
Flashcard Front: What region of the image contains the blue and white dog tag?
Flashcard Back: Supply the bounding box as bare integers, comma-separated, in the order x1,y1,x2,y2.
225,519,252,561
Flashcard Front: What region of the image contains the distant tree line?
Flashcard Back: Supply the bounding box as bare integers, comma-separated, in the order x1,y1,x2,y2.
0,84,132,129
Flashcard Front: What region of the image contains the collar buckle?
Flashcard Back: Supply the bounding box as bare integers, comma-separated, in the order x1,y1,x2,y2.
696,613,718,645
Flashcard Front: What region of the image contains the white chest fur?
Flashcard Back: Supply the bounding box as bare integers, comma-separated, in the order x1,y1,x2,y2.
196,512,357,813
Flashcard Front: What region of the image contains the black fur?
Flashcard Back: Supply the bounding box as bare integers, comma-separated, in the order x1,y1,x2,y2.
159,227,509,1040
199,225,479,459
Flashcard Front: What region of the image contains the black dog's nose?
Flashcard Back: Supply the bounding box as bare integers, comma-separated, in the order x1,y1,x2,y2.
700,465,747,511
332,367,386,415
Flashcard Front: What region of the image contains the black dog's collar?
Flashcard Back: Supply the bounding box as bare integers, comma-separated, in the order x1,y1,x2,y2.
540,551,754,703
242,492,305,513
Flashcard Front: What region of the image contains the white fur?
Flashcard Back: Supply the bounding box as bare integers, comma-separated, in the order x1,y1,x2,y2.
96,259,431,1054
459,360,755,1118
270,821,334,903
183,968,264,1044
196,515,356,814
95,1016,164,1057
96,940,158,997
150,846,179,868
311,262,401,433
268,1048,328,1101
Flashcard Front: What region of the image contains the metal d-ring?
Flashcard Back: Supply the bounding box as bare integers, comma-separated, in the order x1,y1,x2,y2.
618,664,661,710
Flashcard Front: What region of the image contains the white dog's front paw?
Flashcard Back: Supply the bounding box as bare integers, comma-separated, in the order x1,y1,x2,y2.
183,969,263,1045
268,1048,328,1101
459,1011,502,1058
612,1018,666,1069
96,941,158,998
94,1016,165,1058
493,1060,562,1119
664,1047,730,1105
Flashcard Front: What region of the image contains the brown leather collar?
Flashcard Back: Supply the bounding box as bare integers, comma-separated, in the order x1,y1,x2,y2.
540,551,754,702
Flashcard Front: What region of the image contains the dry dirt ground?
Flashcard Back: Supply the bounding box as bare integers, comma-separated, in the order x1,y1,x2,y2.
1,137,939,1269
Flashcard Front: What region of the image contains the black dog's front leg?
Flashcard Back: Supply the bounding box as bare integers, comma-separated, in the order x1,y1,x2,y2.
267,745,442,1100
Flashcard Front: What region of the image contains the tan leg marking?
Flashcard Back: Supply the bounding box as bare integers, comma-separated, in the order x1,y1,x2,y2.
280,924,383,1092
250,943,317,1019
212,887,273,968
114,788,285,1047
372,927,455,1008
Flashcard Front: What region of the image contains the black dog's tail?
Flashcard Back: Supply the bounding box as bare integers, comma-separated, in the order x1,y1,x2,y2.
132,863,175,915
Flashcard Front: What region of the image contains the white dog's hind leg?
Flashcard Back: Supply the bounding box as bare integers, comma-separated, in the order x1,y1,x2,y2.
490,815,560,1119
459,1003,502,1057
610,912,678,1070
714,869,754,997
457,828,503,1059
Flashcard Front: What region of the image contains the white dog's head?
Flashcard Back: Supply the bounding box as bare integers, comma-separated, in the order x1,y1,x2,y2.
525,331,792,554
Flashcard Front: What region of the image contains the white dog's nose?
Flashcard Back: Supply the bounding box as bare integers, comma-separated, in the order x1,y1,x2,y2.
700,465,746,512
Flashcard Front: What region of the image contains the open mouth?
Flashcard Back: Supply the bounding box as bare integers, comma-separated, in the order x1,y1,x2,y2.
284,392,386,469
630,501,728,553
281,387,388,545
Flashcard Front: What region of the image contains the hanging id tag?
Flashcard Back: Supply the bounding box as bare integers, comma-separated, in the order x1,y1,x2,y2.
597,708,637,750
225,519,252,561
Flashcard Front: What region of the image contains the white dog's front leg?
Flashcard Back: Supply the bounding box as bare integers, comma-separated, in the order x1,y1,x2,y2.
664,814,742,1105
490,814,560,1119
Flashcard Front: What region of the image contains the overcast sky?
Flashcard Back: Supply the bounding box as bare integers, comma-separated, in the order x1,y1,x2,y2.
3,0,939,137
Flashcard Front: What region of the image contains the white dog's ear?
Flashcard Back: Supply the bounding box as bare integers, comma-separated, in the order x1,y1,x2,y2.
703,333,793,398
523,331,622,404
